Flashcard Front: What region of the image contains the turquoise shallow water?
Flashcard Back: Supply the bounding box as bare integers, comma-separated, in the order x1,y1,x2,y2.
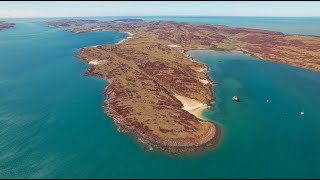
0,18,320,178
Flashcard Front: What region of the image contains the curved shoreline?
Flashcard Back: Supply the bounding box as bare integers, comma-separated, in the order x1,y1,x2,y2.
104,81,220,155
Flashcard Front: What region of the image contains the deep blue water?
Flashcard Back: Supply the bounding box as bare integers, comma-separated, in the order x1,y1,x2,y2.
0,18,319,178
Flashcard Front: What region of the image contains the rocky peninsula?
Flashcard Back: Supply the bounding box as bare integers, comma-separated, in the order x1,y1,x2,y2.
45,19,320,154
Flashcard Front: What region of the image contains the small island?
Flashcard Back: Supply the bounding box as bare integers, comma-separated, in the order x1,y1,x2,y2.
0,21,15,31
45,19,320,154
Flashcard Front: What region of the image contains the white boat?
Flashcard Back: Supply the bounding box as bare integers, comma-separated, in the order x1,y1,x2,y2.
301,111,304,115
232,96,239,101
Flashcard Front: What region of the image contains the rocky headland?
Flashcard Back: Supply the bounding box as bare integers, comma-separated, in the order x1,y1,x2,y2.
45,19,320,154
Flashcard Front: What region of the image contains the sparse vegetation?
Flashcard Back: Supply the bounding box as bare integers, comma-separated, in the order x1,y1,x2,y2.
45,19,320,154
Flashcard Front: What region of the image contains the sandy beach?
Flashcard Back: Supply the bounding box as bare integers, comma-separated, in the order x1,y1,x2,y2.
197,68,207,72
115,39,126,45
89,60,100,65
174,94,208,120
168,44,181,48
125,32,134,36
116,32,134,45
199,79,209,84
91,27,101,31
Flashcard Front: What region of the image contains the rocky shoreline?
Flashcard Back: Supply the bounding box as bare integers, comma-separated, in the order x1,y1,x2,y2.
78,45,220,155
48,18,320,155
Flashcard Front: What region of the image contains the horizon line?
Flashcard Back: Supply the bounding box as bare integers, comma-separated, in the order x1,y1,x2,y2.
1,15,320,19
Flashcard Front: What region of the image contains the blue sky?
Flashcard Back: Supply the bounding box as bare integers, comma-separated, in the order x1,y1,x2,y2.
1,1,320,18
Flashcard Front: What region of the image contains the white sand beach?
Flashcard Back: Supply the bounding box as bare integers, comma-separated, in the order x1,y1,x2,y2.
91,27,101,31
168,44,181,48
116,32,134,45
174,94,208,120
197,68,207,72
89,60,100,65
116,39,126,45
125,32,134,36
199,79,209,84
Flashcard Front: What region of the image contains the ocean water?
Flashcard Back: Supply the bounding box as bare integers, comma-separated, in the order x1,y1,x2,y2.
0,18,319,178
189,50,320,178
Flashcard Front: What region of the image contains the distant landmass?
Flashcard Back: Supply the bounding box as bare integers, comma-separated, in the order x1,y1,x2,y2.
44,18,144,28
45,19,320,154
0,21,15,31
